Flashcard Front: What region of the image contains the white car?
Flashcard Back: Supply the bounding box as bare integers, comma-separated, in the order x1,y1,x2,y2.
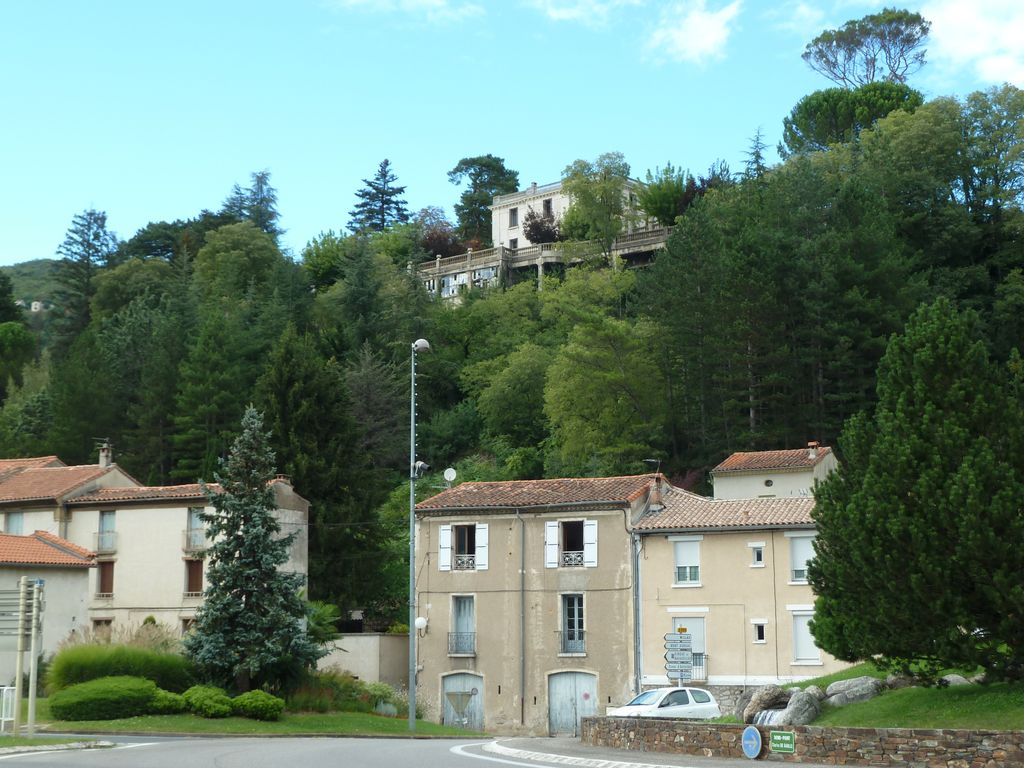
607,687,722,719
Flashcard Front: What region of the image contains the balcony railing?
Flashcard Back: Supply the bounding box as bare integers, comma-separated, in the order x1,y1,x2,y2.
453,553,476,570
561,550,584,567
93,531,117,554
448,632,476,655
182,528,207,553
560,630,585,654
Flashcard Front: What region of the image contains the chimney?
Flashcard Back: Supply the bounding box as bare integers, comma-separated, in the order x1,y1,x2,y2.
649,475,663,510
807,441,819,460
98,441,112,468
531,181,537,194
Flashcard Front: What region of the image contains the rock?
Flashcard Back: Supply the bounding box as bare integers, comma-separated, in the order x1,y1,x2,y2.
775,690,821,726
885,675,914,690
734,689,754,720
742,685,790,724
804,685,826,701
941,674,970,686
825,676,884,698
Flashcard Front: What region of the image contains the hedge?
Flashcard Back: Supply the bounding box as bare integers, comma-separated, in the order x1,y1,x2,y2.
183,685,233,718
49,676,157,720
232,690,285,721
47,644,195,693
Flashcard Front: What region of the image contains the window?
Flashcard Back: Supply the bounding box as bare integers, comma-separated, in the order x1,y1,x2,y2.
748,541,765,568
542,198,553,218
509,238,518,250
508,207,518,227
672,536,702,585
752,620,767,644
545,520,598,568
792,612,820,663
92,618,112,637
185,559,203,597
449,595,475,655
96,510,116,553
438,523,488,571
4,511,23,535
788,533,815,582
561,594,584,653
691,689,711,704
97,561,114,597
662,689,689,706
181,618,196,635
185,507,205,552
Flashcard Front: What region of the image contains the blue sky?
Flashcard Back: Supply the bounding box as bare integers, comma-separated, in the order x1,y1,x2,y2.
2,0,1021,267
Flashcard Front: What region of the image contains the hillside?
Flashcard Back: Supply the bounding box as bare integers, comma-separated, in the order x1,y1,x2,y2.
1,259,59,304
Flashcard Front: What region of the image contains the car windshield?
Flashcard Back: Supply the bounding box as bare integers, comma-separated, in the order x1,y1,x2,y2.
625,690,662,706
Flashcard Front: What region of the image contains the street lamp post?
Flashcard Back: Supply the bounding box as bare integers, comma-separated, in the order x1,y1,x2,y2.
409,338,430,732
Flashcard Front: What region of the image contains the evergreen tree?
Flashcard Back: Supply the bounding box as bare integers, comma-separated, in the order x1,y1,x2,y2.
348,159,409,233
810,298,1024,681
448,155,519,245
184,406,320,691
0,271,21,323
220,170,284,242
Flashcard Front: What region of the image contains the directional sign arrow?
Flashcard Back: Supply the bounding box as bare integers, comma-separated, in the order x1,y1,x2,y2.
664,650,693,662
664,662,693,671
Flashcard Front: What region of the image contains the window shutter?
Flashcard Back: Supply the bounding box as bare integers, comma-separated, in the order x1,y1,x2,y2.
544,521,559,568
475,523,488,570
790,535,814,580
583,519,598,567
439,524,452,571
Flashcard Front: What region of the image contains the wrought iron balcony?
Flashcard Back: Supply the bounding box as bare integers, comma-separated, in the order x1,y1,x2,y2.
93,531,117,554
453,553,476,570
561,550,584,567
560,630,585,654
182,528,207,553
448,632,476,655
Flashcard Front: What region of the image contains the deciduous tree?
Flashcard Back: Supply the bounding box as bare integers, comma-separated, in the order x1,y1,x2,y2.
561,152,633,261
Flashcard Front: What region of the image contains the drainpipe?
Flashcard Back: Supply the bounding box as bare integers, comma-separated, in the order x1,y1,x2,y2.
516,510,526,727
632,529,642,695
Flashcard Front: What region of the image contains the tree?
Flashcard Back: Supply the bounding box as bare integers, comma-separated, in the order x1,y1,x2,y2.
0,271,21,323
448,155,520,245
53,209,120,351
809,299,1024,681
780,81,924,157
803,8,930,88
184,406,321,691
414,206,463,259
561,152,633,261
522,209,560,244
637,163,700,227
0,322,34,402
192,222,286,303
348,159,409,233
221,170,283,242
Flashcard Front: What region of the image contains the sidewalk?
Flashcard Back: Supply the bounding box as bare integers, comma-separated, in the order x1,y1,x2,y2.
485,737,774,768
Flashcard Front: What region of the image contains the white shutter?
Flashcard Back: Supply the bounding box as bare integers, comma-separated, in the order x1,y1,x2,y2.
790,535,815,581
793,614,819,662
583,519,598,567
439,524,452,571
475,523,488,570
545,521,559,568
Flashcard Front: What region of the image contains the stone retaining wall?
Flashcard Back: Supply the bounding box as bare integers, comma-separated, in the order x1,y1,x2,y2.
581,717,1024,768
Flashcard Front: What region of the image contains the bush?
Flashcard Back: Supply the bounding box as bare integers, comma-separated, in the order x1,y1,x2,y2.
47,643,195,693
183,685,233,718
286,669,372,713
149,688,187,715
232,690,285,721
49,676,157,721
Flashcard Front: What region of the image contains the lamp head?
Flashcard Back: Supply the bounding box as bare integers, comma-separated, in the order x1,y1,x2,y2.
412,338,431,353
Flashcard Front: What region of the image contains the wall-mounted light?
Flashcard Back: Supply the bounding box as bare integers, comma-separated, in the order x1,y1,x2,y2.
414,616,428,637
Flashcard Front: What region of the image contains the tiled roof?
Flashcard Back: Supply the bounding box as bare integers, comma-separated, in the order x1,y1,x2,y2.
67,484,219,505
0,465,113,504
0,456,64,483
0,530,95,567
713,447,832,473
417,474,658,512
635,486,815,531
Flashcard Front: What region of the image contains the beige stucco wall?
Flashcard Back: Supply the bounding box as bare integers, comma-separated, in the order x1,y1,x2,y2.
414,506,637,735
319,633,408,689
637,528,847,689
712,455,838,500
490,182,571,249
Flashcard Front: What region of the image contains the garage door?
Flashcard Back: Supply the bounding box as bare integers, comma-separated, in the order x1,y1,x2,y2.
548,671,597,736
442,672,484,731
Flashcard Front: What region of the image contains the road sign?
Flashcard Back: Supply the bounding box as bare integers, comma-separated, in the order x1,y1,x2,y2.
742,726,762,759
663,631,691,641
770,731,796,754
664,661,693,671
664,650,693,662
663,640,690,650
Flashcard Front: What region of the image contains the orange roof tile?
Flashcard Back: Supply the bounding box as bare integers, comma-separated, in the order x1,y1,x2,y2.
417,474,657,512
635,486,815,531
0,465,113,504
67,484,218,505
713,447,833,474
0,531,95,567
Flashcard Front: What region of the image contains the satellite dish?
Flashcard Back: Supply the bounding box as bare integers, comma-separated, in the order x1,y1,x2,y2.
443,467,457,484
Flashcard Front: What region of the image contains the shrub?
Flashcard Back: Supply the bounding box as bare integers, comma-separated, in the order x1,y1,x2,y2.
149,688,187,715
183,685,234,718
232,690,285,721
285,668,373,713
47,643,195,693
49,676,157,721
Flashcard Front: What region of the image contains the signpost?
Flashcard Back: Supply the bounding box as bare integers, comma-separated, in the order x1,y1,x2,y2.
663,628,693,684
770,731,796,754
0,579,43,735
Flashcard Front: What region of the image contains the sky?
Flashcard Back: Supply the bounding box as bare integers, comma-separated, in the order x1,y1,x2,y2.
1,0,1022,267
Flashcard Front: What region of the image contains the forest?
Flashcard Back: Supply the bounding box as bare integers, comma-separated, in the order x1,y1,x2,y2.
1,65,1022,624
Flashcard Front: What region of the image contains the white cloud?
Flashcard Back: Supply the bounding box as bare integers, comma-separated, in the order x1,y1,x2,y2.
764,1,825,37
646,0,742,65
329,0,484,23
921,0,1024,87
523,0,643,26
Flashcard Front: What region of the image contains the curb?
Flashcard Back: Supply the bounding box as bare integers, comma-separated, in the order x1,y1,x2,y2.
484,740,686,768
0,741,115,756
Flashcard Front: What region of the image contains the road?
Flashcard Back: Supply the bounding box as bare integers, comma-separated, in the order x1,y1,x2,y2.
1,735,798,768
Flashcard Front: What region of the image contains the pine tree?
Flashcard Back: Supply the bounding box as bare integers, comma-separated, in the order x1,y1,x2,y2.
809,298,1024,681
348,159,409,233
184,406,320,691
220,170,284,242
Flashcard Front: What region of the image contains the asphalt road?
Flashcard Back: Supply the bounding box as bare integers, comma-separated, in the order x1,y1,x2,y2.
2,736,805,768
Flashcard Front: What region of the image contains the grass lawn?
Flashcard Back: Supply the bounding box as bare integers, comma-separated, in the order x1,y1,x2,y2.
33,699,480,737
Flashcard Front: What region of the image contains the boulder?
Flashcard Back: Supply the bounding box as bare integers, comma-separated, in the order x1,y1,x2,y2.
803,685,826,701
825,676,884,698
941,674,970,687
775,690,821,726
742,685,790,724
734,689,754,720
824,678,884,708
885,675,914,690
